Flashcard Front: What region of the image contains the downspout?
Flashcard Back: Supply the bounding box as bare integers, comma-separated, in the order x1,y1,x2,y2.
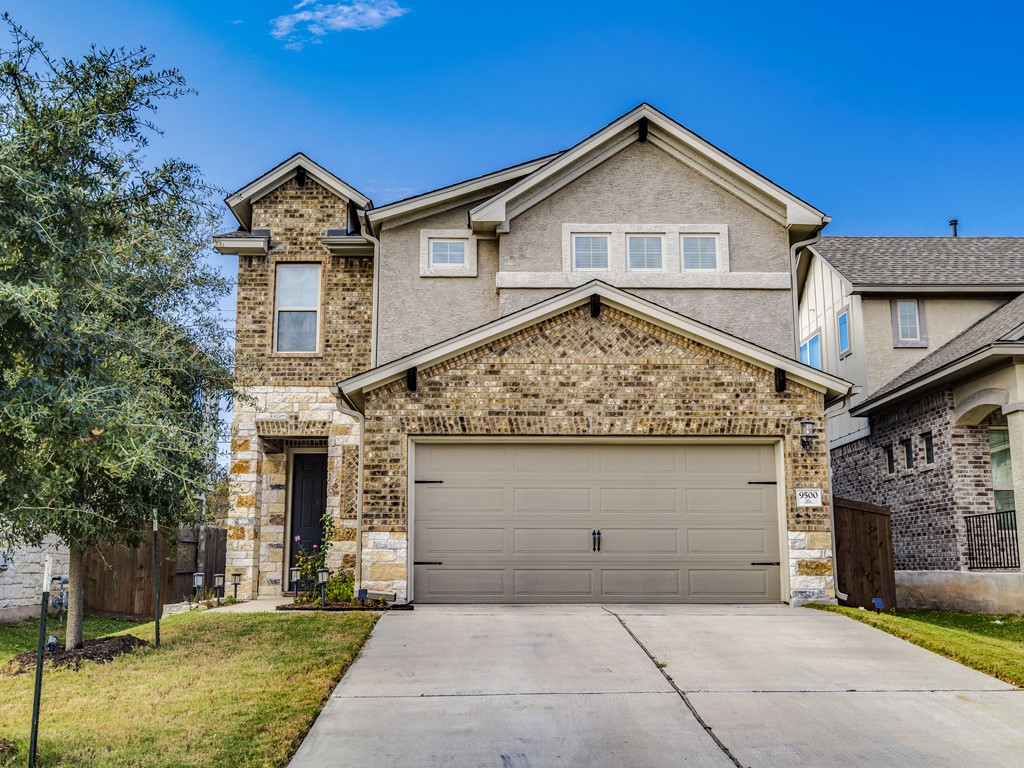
790,229,848,602
363,210,382,368
332,387,367,595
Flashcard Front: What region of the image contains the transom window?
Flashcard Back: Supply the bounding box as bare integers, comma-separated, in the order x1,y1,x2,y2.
897,300,920,341
800,332,822,370
430,240,466,267
627,236,663,270
573,235,609,270
275,264,320,353
682,235,718,271
837,309,850,356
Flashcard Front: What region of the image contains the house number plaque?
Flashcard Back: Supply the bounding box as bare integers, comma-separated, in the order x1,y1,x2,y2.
795,488,823,507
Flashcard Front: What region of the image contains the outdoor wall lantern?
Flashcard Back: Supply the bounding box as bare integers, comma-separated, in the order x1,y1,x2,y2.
799,418,818,452
316,568,329,607
192,572,204,602
213,573,225,606
289,566,300,594
231,572,241,600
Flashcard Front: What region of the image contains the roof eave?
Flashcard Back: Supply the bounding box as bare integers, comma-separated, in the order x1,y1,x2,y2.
850,283,1024,295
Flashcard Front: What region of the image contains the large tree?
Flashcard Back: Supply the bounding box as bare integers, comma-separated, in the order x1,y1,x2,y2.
0,16,233,648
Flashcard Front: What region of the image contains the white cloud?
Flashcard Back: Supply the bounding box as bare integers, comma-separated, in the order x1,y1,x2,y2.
271,1,409,48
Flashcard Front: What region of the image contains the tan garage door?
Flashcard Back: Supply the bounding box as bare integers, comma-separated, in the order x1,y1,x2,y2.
412,443,781,603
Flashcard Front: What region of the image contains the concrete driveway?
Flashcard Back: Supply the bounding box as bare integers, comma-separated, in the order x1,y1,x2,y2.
290,605,1024,767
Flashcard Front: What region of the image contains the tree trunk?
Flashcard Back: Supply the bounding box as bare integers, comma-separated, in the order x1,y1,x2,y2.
66,546,86,650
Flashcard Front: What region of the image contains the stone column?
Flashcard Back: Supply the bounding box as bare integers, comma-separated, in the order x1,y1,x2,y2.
1004,407,1024,573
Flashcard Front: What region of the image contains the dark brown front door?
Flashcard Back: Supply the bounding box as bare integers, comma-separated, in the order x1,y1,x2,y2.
289,453,327,571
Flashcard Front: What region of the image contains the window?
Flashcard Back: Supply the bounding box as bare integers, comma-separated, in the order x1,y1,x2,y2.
837,309,850,357
890,298,928,347
799,333,822,370
922,432,935,465
990,429,1015,516
429,240,466,267
573,235,609,270
627,236,663,270
682,235,718,271
902,438,914,470
275,264,320,353
884,445,896,474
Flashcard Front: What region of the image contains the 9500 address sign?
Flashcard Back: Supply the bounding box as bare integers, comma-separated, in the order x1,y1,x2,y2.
795,488,823,507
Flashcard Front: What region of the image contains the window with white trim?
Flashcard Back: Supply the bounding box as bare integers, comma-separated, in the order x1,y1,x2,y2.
799,332,822,370
573,235,609,270
897,299,920,341
627,235,663,271
275,264,320,353
837,308,851,357
429,239,466,267
681,235,718,271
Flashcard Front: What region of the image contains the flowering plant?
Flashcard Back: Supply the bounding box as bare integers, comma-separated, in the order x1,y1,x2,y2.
291,507,335,601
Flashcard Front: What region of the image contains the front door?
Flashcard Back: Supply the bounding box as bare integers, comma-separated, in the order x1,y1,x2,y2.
289,453,327,573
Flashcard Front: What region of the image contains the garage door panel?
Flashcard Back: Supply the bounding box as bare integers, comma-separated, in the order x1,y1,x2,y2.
684,445,768,474
512,445,592,473
687,528,770,556
419,527,505,555
422,445,507,473
601,569,681,596
514,487,591,514
598,445,678,473
600,488,678,515
598,528,681,554
685,487,768,515
514,528,593,554
514,569,593,596
688,568,772,598
417,567,505,597
418,487,505,514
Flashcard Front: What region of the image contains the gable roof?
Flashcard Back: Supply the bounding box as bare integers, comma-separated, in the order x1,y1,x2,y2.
225,153,371,230
468,103,828,235
814,237,1024,292
852,293,1024,416
365,153,560,230
339,280,850,411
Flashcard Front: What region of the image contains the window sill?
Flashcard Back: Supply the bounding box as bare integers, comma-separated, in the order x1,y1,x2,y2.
893,340,928,349
272,351,324,359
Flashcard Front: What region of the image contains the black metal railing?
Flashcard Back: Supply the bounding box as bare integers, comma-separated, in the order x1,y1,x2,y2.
965,511,1020,570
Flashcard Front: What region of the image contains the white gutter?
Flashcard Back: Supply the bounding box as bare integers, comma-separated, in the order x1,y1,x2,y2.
362,210,382,367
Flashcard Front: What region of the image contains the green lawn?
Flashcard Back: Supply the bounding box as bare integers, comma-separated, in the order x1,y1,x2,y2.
808,604,1024,687
0,610,379,767
0,615,142,664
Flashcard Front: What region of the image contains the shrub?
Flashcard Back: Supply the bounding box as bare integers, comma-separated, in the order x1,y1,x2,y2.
325,573,354,603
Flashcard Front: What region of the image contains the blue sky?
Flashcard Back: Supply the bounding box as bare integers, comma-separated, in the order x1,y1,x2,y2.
8,1,1024,458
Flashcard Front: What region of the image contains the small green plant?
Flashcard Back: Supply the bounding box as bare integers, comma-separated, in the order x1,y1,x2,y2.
220,595,238,606
292,507,337,602
325,573,354,603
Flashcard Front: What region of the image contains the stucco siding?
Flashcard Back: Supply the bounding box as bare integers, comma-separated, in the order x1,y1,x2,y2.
376,204,500,364
861,297,1006,394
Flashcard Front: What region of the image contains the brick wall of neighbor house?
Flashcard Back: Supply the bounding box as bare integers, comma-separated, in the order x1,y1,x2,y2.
358,305,835,603
228,177,372,599
0,539,70,622
831,389,1004,571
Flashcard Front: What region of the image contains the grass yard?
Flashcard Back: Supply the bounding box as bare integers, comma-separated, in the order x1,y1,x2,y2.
0,610,379,767
808,604,1024,687
0,616,142,664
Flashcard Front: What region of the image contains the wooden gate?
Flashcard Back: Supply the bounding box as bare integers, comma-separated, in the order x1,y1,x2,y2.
833,497,897,611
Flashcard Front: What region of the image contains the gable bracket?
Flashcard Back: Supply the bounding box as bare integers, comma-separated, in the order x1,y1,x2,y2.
637,117,649,143
406,366,417,392
590,294,602,317
775,367,787,393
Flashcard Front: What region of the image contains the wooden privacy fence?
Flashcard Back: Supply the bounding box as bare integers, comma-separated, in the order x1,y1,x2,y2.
83,527,228,618
833,497,897,611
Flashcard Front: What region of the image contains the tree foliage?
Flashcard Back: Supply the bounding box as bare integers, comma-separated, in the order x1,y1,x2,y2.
0,15,232,561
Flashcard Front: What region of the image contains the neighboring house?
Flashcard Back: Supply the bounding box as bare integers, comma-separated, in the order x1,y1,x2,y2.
215,103,851,606
797,237,1024,611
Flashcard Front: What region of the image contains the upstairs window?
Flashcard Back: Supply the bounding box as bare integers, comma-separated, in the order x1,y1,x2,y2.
837,308,851,357
898,300,920,341
682,235,718,271
799,332,822,370
275,264,320,353
573,235,609,270
429,240,467,267
627,236,663,270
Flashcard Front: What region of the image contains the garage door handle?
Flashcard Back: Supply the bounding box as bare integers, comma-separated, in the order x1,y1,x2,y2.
597,529,602,552
750,561,780,566
592,530,598,552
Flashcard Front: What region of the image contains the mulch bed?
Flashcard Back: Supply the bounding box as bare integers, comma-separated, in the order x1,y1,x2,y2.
1,634,149,677
277,602,412,612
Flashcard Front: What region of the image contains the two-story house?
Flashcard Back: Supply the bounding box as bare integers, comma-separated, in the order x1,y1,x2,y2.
215,104,850,606
797,237,1024,611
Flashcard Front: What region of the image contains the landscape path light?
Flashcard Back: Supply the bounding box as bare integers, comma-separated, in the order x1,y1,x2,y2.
213,573,225,606
192,571,204,603
289,566,300,595
231,572,241,600
317,568,329,607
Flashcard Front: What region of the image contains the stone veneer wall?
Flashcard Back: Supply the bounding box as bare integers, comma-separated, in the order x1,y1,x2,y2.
0,539,70,622
359,305,835,603
227,386,360,599
831,388,1004,571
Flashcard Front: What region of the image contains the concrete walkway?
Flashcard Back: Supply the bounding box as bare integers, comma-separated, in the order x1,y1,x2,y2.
290,605,1024,767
